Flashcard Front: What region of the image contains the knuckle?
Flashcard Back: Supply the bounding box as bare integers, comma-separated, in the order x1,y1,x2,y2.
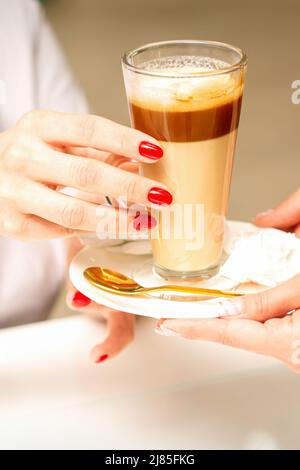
3,137,30,173
17,110,43,130
122,175,139,201
2,213,27,236
60,203,86,228
217,322,234,347
80,115,97,143
252,292,271,318
70,161,99,188
119,129,130,153
0,172,19,199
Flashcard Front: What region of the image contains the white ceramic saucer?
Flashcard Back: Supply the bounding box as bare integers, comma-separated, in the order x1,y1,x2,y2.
69,220,265,319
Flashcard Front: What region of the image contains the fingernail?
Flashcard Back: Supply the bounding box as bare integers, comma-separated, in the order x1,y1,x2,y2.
148,187,173,206
72,291,91,307
95,354,109,363
133,212,157,231
155,324,180,337
219,298,244,317
255,209,273,219
139,141,163,160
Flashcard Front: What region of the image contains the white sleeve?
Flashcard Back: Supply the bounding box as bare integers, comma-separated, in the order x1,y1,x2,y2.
30,2,91,304
0,1,92,326
32,0,89,113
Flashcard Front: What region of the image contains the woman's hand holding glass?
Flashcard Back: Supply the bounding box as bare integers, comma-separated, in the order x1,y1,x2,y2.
0,109,172,239
0,109,173,363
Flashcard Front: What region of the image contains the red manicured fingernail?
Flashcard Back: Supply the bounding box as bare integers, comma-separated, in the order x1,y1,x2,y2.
96,354,108,363
139,141,163,160
148,187,173,205
72,291,91,307
133,212,157,231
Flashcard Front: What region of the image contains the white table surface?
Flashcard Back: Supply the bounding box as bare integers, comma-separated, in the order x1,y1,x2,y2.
0,315,299,450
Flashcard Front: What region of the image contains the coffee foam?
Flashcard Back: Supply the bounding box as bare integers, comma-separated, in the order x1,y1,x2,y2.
125,55,243,112
140,55,230,73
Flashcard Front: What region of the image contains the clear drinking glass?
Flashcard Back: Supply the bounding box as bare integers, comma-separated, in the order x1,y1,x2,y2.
122,40,247,280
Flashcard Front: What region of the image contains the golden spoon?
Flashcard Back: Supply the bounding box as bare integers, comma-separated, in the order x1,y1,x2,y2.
84,267,242,301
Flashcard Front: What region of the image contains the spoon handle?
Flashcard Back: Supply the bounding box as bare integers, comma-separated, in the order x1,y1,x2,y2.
145,285,241,298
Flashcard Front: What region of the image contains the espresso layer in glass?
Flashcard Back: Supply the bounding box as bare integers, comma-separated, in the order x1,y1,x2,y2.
130,95,242,142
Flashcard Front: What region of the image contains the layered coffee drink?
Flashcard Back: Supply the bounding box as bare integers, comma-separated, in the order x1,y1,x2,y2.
123,42,246,279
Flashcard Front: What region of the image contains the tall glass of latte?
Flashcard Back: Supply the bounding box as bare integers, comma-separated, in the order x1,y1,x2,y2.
122,40,247,279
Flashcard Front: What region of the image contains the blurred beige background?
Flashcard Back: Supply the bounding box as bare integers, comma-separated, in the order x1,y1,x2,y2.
45,0,299,317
